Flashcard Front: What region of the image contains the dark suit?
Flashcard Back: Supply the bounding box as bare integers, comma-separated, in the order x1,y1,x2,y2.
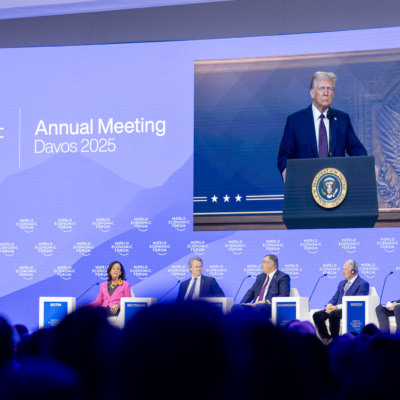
313,275,369,340
176,275,225,302
277,105,367,174
233,270,290,318
375,300,400,333
240,270,290,304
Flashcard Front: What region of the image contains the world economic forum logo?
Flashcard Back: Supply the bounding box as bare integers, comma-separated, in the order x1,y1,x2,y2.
312,168,347,209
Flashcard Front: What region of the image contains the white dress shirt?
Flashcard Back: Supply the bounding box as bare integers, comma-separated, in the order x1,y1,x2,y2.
312,103,330,150
184,275,202,300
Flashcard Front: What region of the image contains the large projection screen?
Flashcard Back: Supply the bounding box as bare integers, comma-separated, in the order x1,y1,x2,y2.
1,27,400,330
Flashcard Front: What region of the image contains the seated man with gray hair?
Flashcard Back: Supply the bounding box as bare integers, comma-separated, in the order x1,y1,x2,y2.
313,260,369,344
176,257,225,301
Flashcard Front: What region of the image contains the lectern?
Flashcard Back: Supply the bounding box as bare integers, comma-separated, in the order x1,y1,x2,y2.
283,156,378,229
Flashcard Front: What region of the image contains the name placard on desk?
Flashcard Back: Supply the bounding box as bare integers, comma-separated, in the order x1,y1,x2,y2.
39,297,76,328
118,297,157,328
346,301,366,333
276,301,297,327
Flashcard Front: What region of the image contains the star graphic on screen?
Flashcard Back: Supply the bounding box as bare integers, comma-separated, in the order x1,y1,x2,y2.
235,194,242,202
223,194,230,202
211,195,218,203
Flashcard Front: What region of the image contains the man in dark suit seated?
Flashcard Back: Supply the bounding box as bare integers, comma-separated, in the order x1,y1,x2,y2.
277,71,367,182
313,260,369,344
375,299,400,333
176,257,225,301
232,254,290,318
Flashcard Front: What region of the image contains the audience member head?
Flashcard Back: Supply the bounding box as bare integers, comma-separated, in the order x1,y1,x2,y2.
0,316,15,369
119,301,226,400
284,319,316,336
52,307,118,398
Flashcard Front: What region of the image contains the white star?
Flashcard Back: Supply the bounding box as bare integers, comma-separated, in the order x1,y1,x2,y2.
235,194,242,202
211,195,218,203
223,194,230,202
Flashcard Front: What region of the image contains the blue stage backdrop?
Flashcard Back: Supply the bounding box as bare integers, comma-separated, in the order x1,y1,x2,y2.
1,27,400,331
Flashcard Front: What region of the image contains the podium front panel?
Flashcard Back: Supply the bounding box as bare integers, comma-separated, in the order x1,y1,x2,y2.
342,294,380,334
39,297,76,328
345,300,366,333
283,156,378,229
272,297,309,327
119,297,157,328
275,301,297,327
202,297,233,314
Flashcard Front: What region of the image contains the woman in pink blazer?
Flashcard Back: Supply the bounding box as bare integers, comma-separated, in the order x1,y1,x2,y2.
89,261,131,316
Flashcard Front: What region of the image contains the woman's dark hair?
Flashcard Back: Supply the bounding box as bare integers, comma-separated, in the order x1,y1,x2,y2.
107,261,126,281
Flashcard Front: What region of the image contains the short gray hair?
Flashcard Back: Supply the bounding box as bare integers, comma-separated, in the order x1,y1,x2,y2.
189,257,203,268
310,71,337,91
265,254,278,269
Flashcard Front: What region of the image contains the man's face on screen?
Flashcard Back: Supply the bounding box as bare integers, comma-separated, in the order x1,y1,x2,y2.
310,78,335,112
190,260,203,278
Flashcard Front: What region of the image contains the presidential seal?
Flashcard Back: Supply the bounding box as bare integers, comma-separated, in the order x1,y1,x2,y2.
312,168,347,209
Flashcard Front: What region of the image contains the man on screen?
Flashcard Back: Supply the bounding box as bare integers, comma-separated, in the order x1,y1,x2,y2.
313,260,369,344
233,255,290,318
176,257,225,301
277,71,367,182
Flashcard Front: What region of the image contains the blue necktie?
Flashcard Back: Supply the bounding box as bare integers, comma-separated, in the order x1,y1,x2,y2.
344,281,351,294
187,277,198,300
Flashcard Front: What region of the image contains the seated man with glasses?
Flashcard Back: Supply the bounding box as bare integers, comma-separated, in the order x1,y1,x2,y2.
233,255,290,319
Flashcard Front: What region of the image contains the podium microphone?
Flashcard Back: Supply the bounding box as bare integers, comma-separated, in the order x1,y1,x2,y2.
234,275,251,302
309,273,327,309
76,282,99,302
380,271,393,304
158,280,181,302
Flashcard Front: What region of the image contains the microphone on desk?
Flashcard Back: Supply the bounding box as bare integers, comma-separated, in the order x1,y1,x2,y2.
380,271,393,304
234,275,251,302
158,280,181,302
76,282,100,302
308,273,327,308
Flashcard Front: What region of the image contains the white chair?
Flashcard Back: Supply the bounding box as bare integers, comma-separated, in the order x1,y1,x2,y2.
368,287,378,297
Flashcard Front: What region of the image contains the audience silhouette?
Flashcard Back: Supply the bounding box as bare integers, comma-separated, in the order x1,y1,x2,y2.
0,305,398,400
